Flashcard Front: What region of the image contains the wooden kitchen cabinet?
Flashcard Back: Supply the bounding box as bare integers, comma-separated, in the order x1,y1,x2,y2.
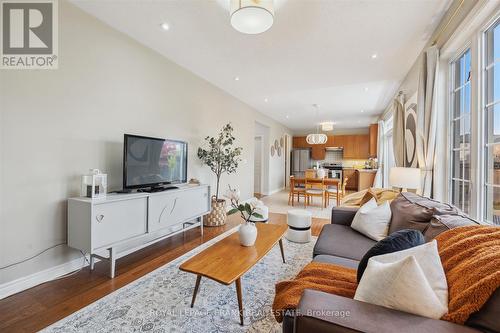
335,135,369,159
292,134,369,160
292,136,309,148
311,145,326,160
369,124,378,157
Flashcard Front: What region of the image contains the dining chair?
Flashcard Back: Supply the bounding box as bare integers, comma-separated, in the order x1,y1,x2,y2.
288,176,305,206
325,177,349,207
305,177,325,208
305,169,316,179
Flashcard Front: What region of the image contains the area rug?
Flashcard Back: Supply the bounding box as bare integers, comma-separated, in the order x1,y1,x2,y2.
42,227,317,333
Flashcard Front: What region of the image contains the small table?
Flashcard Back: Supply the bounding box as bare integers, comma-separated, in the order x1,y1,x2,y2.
179,223,288,325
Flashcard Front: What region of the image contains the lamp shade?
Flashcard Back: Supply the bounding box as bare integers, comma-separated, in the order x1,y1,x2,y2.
389,167,421,190
230,0,274,34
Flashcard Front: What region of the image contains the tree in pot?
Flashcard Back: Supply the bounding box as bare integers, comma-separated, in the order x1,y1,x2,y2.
198,123,242,226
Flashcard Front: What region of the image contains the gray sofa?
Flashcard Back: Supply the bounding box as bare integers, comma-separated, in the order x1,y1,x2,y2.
282,192,500,333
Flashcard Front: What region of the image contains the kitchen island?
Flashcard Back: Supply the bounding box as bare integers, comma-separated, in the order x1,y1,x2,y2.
343,168,377,192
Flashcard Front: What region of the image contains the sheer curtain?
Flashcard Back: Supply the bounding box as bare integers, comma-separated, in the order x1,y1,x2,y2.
373,120,385,187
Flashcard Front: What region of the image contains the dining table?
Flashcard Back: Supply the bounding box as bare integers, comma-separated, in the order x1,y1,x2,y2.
293,177,341,207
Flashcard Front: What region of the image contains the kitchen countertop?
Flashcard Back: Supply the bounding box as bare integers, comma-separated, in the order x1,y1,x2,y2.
342,167,378,172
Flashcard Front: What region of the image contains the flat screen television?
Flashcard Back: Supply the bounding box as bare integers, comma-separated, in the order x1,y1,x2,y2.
123,134,188,190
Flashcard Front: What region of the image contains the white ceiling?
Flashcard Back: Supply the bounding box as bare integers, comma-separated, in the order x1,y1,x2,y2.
71,0,450,133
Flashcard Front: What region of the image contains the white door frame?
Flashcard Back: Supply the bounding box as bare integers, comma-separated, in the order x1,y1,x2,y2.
254,135,264,195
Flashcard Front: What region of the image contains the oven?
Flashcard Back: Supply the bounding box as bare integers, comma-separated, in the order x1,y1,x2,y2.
322,163,343,180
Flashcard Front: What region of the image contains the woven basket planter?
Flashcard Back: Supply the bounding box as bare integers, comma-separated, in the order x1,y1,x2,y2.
204,197,227,226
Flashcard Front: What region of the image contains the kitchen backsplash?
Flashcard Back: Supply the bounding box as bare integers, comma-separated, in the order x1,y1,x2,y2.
324,150,343,163
321,151,367,167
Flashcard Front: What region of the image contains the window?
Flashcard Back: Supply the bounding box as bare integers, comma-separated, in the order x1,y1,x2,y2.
450,49,471,214
484,20,500,225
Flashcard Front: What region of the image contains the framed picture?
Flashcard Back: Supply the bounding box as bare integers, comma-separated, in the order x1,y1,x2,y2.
404,92,418,168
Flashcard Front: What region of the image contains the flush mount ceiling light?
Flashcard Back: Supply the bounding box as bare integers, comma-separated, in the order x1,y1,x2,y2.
230,0,274,34
306,104,328,145
321,122,334,132
160,22,170,31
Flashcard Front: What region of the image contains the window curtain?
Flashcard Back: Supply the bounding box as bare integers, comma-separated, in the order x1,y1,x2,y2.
373,120,385,188
392,96,405,167
416,46,439,197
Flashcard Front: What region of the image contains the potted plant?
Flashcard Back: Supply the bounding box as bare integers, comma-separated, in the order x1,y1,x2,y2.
198,123,242,226
227,186,263,246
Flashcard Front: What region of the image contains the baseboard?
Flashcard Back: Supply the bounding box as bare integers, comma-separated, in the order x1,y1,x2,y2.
266,187,285,196
0,255,87,300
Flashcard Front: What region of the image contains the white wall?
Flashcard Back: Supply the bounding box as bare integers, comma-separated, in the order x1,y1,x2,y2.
0,0,291,288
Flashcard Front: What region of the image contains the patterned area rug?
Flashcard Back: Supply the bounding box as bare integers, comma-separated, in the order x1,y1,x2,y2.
43,227,317,333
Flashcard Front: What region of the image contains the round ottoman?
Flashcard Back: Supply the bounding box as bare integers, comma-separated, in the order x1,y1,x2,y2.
286,209,312,243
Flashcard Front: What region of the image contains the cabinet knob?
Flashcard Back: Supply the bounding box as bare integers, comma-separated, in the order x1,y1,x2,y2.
96,214,104,223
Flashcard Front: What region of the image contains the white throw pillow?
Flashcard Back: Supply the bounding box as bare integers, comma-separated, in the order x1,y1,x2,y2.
354,240,448,319
351,198,391,241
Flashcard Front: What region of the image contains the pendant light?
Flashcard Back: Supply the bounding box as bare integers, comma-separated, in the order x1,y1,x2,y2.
230,0,274,34
306,104,328,145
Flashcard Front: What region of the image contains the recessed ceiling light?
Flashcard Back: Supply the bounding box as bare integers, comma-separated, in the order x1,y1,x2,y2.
361,110,364,113
364,87,369,92
234,76,240,81
371,53,377,59
286,115,289,119
160,22,170,31
264,98,268,102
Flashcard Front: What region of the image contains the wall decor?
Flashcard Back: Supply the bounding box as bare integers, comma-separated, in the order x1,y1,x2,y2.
280,137,284,147
404,93,418,168
274,139,279,150
271,145,275,157
277,146,282,157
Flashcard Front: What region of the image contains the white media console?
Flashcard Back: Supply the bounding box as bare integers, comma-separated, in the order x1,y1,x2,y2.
68,184,211,278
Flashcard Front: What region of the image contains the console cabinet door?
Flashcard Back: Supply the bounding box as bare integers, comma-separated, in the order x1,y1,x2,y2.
92,198,147,250
148,187,210,232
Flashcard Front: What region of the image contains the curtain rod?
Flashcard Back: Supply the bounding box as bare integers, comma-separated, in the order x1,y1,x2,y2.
431,0,465,46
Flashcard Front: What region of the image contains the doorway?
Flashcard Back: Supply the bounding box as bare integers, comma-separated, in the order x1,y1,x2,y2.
254,136,263,197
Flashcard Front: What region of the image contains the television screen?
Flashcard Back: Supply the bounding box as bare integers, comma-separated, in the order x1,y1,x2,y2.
124,134,187,189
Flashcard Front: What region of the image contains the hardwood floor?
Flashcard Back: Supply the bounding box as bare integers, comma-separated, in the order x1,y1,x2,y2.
0,212,329,332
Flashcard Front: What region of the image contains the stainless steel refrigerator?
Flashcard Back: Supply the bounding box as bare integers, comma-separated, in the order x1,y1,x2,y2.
291,149,311,178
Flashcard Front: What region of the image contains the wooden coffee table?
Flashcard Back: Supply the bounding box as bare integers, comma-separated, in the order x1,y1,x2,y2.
179,223,288,325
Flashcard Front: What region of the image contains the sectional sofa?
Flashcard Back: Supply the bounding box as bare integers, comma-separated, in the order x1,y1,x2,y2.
282,192,500,333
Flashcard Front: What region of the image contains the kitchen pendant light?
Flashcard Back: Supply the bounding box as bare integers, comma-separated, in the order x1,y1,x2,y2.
230,0,274,34
306,104,328,145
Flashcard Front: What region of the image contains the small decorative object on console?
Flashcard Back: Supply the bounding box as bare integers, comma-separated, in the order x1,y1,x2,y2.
81,169,107,199
227,185,263,246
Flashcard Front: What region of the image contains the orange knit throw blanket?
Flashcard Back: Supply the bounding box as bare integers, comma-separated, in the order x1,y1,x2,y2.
436,225,500,324
272,262,357,322
272,226,499,324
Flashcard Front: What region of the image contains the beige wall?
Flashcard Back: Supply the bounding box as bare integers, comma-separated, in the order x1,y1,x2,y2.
0,0,290,286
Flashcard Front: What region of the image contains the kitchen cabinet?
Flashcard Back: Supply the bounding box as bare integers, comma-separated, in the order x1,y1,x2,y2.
292,134,370,160
292,136,309,148
335,135,369,159
311,145,326,160
369,124,378,157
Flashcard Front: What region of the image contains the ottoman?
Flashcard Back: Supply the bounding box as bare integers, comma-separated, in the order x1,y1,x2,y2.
286,209,312,243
